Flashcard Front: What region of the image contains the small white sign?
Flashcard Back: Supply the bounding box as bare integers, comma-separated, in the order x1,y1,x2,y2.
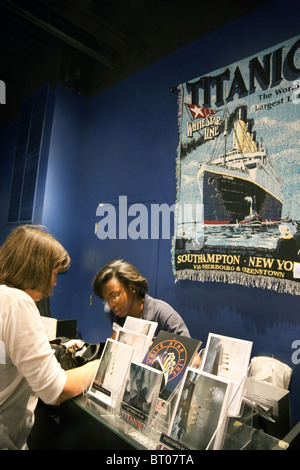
293,262,300,279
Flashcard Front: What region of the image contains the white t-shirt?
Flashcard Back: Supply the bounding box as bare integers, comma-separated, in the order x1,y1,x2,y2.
0,285,67,449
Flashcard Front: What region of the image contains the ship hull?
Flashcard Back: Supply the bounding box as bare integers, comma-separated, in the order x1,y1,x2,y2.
197,166,283,224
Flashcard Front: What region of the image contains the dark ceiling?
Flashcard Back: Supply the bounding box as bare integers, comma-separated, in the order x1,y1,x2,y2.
0,0,269,125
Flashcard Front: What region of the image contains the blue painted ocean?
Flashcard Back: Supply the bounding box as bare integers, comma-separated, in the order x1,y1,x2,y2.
203,222,297,250
177,221,298,251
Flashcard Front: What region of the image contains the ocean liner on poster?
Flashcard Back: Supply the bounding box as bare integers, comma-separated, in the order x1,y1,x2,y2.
173,34,300,294
196,105,283,225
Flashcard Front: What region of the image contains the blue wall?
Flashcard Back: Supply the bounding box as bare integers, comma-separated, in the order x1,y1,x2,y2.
41,85,89,317
1,0,300,426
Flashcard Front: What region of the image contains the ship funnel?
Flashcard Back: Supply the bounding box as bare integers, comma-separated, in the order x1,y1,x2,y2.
233,106,249,151
237,106,247,122
245,196,253,215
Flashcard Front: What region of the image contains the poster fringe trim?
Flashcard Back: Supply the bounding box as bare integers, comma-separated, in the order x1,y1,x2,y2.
174,269,300,296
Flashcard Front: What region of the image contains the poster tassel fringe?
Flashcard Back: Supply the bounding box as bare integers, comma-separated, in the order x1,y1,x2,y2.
174,269,300,296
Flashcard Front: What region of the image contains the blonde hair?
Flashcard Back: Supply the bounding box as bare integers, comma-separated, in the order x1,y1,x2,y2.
0,225,70,297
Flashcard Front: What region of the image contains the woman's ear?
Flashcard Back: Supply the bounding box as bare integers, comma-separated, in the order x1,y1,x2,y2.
128,283,136,295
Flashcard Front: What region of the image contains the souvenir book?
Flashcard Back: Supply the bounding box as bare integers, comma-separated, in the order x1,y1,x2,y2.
200,333,253,416
88,338,135,407
119,362,163,432
116,327,149,363
124,316,157,337
123,316,157,357
168,368,233,450
143,331,202,400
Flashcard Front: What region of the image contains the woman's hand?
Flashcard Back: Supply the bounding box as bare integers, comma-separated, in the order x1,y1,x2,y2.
63,339,85,349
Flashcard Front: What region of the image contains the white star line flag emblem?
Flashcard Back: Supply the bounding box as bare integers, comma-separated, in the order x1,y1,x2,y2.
186,103,218,120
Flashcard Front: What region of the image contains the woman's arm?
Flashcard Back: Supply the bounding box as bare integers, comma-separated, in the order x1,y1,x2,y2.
54,360,99,405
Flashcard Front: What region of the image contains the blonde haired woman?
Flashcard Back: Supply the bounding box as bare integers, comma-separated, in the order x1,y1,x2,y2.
0,225,98,450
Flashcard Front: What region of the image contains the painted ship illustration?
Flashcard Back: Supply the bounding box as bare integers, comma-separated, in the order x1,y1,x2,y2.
196,107,283,225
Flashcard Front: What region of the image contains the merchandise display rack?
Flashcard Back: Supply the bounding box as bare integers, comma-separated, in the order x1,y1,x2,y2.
76,326,291,451
78,374,289,450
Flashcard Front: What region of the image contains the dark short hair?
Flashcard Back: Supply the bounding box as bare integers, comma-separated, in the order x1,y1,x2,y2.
93,260,148,299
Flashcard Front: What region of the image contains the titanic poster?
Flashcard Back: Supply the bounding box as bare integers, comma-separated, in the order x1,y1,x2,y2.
172,34,300,295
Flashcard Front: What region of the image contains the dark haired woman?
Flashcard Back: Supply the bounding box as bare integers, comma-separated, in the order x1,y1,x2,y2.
93,259,190,338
